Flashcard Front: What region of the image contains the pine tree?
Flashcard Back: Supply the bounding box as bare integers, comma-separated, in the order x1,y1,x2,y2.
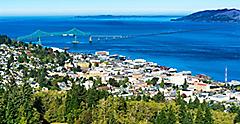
195,105,204,124
182,78,188,90
179,101,187,124
0,83,5,122
18,83,40,124
192,97,200,108
86,88,98,108
143,94,150,102
160,78,165,88
166,106,177,124
65,83,86,122
235,109,240,123
176,91,182,105
4,83,21,123
188,97,194,109
2,83,40,124
117,97,127,113
152,92,165,102
179,100,193,124
203,103,214,124
155,108,168,124
185,111,194,124
155,106,177,124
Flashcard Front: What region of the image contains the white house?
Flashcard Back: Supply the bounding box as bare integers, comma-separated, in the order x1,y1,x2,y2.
209,94,230,102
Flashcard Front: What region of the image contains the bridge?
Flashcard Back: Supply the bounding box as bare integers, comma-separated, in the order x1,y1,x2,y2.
17,28,93,44
17,27,219,45
17,28,132,45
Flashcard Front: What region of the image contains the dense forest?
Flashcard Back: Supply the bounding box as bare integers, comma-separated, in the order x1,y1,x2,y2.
0,80,238,124
0,35,240,124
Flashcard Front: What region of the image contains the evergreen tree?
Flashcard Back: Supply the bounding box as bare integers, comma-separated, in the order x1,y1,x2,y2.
117,97,127,113
136,95,142,101
1,83,40,124
7,60,11,69
86,88,98,108
152,92,165,102
179,101,187,123
37,68,47,85
155,108,168,124
190,97,200,109
179,101,193,124
204,105,214,124
167,106,177,124
187,97,193,109
142,94,150,102
185,111,194,124
151,77,159,86
176,91,182,105
109,78,120,87
195,105,204,124
182,78,188,90
0,83,5,122
160,78,165,88
94,77,102,87
18,83,40,124
235,109,240,123
65,83,86,122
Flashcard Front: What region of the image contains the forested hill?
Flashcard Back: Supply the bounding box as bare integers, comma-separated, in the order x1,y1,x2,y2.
0,35,239,124
172,9,240,23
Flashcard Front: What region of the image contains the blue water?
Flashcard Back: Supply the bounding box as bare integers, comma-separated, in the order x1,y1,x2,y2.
0,16,240,81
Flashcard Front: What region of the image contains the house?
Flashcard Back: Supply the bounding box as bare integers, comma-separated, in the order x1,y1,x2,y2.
82,80,94,90
78,62,90,69
95,51,109,56
64,63,74,70
168,68,177,73
167,75,188,86
194,82,209,91
90,60,101,65
209,94,230,102
132,73,143,80
228,80,240,86
194,82,221,92
180,89,194,97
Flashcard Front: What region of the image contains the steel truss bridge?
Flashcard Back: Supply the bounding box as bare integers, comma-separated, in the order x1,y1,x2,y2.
17,27,218,45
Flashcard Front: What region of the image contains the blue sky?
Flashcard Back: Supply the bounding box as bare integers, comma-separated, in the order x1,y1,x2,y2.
0,0,239,15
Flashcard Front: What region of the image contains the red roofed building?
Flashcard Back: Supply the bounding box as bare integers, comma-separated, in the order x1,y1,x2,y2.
194,82,209,91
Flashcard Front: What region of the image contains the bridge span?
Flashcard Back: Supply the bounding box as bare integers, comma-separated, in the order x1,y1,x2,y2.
17,27,218,45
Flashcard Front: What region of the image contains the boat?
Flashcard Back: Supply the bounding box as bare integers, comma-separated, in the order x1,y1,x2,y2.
68,34,74,37
72,35,80,44
64,47,70,50
89,36,92,43
72,41,80,44
62,34,68,37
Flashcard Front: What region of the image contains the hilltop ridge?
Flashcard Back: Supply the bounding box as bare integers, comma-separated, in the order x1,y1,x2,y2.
172,8,240,22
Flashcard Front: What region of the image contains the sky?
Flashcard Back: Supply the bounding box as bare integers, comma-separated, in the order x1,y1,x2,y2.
0,0,240,16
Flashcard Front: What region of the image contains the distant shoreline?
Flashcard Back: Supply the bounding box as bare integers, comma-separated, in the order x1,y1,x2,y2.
74,15,184,18
0,15,184,18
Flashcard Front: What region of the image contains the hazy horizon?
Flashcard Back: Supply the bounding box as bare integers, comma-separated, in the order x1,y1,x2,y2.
0,0,239,16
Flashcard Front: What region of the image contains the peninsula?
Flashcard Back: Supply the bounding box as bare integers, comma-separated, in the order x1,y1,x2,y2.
172,8,240,23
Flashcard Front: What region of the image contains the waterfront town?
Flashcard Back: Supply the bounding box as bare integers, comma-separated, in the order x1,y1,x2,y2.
1,36,240,111
1,0,240,123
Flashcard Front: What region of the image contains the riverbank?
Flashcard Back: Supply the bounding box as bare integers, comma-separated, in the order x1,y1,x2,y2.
1,16,240,81
1,34,240,115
